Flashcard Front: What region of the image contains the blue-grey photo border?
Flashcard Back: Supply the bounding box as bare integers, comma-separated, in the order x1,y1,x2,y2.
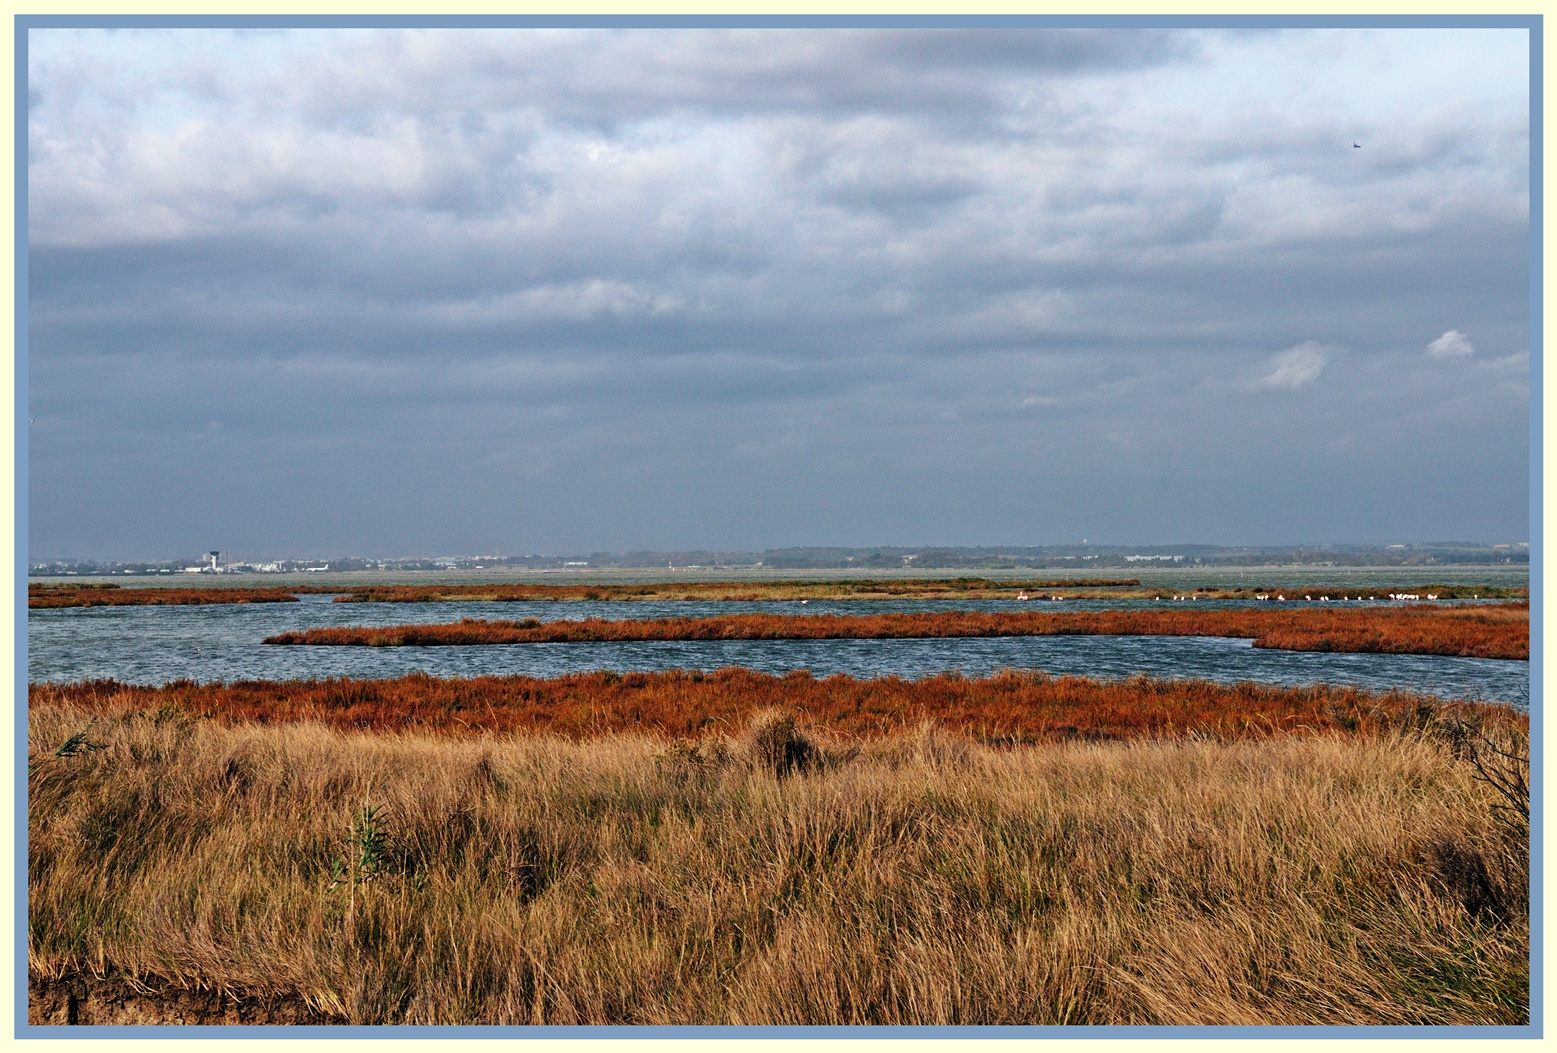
12,11,1543,1041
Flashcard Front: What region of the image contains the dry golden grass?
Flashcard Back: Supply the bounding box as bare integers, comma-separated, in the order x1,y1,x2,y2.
28,697,1526,1025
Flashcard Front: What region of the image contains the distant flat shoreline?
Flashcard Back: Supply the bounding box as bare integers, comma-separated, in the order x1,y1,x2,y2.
28,563,1532,594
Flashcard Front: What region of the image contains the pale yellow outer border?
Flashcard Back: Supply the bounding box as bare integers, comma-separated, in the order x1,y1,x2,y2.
0,4,1546,1050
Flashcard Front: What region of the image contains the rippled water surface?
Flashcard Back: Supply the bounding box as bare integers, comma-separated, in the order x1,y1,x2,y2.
27,595,1529,708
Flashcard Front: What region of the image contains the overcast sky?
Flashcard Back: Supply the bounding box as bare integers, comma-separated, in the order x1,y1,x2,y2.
27,26,1530,560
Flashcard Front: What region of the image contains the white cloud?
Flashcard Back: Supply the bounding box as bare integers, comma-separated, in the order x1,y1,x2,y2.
1426,329,1474,357
1256,341,1330,389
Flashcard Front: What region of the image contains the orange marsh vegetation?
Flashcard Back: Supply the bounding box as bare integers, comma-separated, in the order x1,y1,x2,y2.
23,578,1139,608
27,585,318,608
25,669,1520,743
328,580,1523,603
329,578,1142,603
264,602,1529,660
27,579,1526,607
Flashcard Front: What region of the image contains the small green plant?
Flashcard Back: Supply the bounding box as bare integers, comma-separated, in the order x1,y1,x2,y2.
329,801,394,889
352,803,391,877
29,727,104,774
53,729,103,759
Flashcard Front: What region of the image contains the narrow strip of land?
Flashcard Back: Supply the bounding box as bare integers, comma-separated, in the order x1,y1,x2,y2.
28,585,310,608
328,578,1143,602
28,579,1527,607
27,578,1139,607
263,603,1529,660
326,580,1525,603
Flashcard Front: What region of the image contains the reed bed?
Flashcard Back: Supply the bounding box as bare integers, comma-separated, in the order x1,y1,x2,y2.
264,603,1530,660
27,579,1525,608
28,585,307,609
330,581,1522,604
28,697,1527,1025
28,670,1521,743
331,578,1141,603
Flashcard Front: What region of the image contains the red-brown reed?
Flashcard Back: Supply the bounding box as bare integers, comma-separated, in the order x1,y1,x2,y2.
328,582,1522,603
28,586,308,609
27,669,1517,743
263,603,1529,660
328,578,1142,603
27,579,1524,608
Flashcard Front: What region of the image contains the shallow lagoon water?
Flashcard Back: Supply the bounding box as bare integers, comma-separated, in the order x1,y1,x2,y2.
27,594,1529,709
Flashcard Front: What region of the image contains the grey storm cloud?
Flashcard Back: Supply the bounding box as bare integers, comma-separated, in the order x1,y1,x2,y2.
26,26,1530,559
